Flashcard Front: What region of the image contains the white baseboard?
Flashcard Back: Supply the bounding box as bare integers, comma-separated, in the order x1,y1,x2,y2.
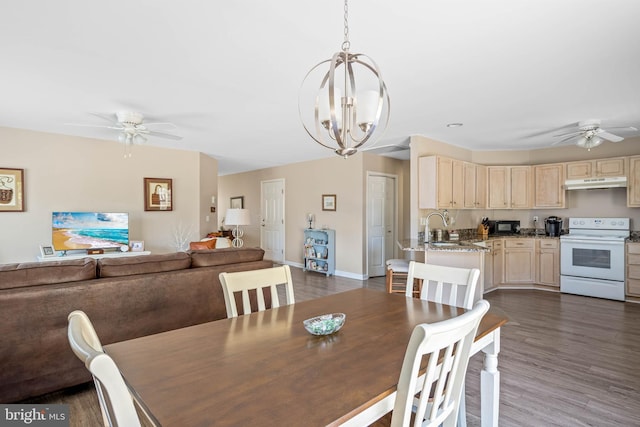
283,261,367,280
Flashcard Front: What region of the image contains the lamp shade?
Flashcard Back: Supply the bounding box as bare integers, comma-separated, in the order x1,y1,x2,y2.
226,209,250,226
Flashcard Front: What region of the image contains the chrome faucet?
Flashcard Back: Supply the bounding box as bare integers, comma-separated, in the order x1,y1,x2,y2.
425,210,449,243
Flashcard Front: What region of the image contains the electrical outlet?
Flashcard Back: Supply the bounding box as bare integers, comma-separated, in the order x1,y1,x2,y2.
533,216,539,222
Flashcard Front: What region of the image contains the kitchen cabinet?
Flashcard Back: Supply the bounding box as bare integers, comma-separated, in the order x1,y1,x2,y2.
419,156,464,209
626,242,640,297
627,156,640,207
536,239,560,287
463,162,486,209
503,239,535,283
565,157,626,180
487,166,532,209
534,163,565,208
492,239,503,287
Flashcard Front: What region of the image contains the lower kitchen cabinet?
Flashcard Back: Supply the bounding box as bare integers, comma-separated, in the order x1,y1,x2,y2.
536,239,559,287
626,242,640,297
504,239,535,283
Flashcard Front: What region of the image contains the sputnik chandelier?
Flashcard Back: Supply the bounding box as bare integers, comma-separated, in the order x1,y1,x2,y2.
299,0,390,158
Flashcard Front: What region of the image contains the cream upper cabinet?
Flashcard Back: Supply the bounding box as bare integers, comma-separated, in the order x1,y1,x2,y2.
487,166,532,209
566,157,626,179
536,239,560,287
627,156,640,207
503,238,535,283
419,156,464,209
463,162,486,209
534,163,565,208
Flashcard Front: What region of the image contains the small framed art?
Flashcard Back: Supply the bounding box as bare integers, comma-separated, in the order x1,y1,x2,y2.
130,241,145,252
0,167,25,212
144,178,173,211
322,194,336,211
39,244,56,257
230,196,244,209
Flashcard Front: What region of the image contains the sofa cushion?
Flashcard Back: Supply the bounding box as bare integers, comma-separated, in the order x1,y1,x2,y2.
190,247,265,267
98,252,191,277
0,258,97,290
189,239,217,250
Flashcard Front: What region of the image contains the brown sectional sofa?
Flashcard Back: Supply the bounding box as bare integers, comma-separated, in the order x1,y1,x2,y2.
0,247,272,403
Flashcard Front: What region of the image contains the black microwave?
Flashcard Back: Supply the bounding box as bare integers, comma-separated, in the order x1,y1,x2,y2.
488,220,520,235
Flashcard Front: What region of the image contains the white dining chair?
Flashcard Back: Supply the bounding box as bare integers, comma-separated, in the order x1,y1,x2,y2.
405,261,480,427
67,310,143,427
405,261,479,310
391,300,490,427
219,264,295,318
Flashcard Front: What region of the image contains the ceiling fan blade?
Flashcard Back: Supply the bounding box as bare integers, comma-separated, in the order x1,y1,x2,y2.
146,130,183,140
143,122,178,129
65,123,125,130
88,112,119,124
595,129,624,142
553,130,581,138
554,134,580,144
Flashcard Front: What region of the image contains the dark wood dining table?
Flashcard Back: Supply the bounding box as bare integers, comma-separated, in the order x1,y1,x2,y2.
104,288,507,426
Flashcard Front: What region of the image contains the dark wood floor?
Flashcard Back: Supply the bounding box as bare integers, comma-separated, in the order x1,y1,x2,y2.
25,268,640,426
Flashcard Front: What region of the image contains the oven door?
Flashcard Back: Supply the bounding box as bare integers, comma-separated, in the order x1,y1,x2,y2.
560,238,625,281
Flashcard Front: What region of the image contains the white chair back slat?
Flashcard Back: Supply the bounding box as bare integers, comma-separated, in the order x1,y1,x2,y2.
406,261,479,310
219,265,295,318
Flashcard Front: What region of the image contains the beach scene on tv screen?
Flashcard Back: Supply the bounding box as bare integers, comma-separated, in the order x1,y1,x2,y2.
52,212,129,250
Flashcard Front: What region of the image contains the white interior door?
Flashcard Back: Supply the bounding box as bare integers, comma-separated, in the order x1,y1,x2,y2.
260,179,284,263
367,174,396,277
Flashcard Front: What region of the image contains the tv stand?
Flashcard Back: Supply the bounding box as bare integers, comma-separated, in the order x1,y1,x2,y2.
37,251,151,262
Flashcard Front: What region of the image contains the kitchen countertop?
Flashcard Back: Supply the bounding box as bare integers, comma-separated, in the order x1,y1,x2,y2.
398,234,560,253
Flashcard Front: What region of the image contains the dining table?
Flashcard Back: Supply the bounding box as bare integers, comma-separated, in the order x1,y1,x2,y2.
104,288,507,427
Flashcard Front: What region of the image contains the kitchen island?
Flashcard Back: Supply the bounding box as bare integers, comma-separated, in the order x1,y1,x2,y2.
398,239,490,302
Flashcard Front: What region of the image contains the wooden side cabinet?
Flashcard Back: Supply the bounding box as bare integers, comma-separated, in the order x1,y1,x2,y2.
504,239,535,283
536,239,560,287
419,156,464,209
627,156,640,207
626,242,640,297
566,157,626,180
492,239,504,287
487,166,532,209
534,163,565,208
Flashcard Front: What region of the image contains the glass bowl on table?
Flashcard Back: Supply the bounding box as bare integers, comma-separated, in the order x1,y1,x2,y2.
303,313,346,336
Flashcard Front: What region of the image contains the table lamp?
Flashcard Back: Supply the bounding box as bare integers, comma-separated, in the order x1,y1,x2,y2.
225,209,250,248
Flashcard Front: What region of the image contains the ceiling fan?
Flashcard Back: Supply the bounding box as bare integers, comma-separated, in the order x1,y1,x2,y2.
553,119,637,151
67,111,183,157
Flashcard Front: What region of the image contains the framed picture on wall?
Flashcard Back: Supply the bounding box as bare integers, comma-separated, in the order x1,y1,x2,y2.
0,167,25,212
230,196,244,209
144,178,173,211
322,194,336,211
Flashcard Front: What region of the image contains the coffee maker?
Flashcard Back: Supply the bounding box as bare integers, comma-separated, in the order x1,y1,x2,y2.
545,216,563,236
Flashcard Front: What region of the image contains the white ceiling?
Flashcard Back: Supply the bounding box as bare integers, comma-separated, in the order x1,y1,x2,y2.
2,0,639,175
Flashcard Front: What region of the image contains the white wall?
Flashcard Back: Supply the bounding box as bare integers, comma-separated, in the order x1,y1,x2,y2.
0,127,218,263
219,152,408,278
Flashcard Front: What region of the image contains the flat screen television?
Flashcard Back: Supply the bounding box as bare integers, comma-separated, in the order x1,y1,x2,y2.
52,212,129,251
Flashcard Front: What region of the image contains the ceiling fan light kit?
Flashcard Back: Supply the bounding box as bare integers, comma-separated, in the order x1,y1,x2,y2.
553,118,637,151
67,111,183,158
298,0,390,159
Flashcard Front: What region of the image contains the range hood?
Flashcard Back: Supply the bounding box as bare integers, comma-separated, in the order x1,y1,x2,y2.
564,176,627,190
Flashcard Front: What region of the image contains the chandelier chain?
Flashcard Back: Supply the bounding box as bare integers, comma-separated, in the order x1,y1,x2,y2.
342,0,350,51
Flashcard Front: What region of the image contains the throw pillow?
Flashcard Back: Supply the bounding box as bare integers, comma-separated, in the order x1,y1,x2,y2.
189,239,217,250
